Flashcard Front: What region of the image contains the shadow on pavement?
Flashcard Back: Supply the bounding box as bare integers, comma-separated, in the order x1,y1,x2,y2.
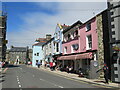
0,80,5,83
94,80,106,83
7,64,20,68
0,75,5,78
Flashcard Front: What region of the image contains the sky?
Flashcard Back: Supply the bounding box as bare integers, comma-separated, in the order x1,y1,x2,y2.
2,1,107,49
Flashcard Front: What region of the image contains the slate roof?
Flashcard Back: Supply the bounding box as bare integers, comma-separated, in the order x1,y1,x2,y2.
42,37,54,47
33,42,46,46
35,38,47,42
61,24,70,30
10,47,28,52
63,20,82,33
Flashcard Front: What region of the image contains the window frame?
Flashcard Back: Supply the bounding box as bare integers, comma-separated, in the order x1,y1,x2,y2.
86,22,91,31
86,34,92,50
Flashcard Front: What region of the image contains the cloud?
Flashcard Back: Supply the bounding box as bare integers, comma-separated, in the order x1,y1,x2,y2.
7,2,107,49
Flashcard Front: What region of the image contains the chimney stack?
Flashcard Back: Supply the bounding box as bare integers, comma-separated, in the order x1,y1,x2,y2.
46,34,52,41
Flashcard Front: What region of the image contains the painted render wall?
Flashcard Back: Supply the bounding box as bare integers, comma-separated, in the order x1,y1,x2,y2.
54,24,63,55
62,18,98,54
62,39,79,54
79,18,98,53
32,45,43,67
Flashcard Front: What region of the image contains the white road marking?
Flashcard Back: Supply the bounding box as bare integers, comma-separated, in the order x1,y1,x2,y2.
19,67,22,70
18,82,20,84
39,78,44,81
17,79,19,82
19,85,22,88
58,86,64,88
33,75,35,77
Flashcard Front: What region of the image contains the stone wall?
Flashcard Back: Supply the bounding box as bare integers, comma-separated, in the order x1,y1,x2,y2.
96,15,104,78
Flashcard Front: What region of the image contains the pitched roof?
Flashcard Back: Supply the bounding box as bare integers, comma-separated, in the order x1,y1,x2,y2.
10,47,28,52
42,37,54,46
61,24,70,30
63,20,82,33
33,42,46,46
35,38,47,42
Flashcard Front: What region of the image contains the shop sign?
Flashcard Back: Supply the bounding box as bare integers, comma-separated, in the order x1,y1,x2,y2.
113,46,120,51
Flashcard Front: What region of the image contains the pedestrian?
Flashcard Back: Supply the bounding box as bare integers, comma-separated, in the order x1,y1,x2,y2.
53,62,56,70
37,61,41,68
96,63,109,84
78,68,84,77
103,63,109,84
0,61,2,72
66,66,69,73
50,62,53,71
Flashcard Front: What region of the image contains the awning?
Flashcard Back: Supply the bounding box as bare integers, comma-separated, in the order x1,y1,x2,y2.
57,52,93,60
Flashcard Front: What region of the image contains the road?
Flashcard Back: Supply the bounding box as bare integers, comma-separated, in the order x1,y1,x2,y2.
1,65,113,89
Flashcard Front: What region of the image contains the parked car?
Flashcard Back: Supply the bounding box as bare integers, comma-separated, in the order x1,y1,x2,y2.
28,61,32,65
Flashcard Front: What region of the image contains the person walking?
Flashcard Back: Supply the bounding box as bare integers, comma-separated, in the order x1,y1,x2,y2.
96,63,109,84
103,63,109,84
50,62,53,71
66,66,69,73
78,68,84,77
53,62,56,70
37,61,41,68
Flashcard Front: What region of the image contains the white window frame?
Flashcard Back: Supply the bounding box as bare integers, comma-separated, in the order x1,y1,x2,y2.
71,32,74,39
71,45,74,53
86,35,92,50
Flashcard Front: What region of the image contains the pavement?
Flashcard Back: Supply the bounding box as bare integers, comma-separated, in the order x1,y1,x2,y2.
29,65,120,89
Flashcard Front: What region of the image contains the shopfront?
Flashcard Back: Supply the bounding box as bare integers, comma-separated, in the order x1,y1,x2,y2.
57,52,98,78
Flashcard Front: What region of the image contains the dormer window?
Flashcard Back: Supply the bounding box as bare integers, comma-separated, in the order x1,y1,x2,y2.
75,30,78,36
64,36,67,42
68,34,71,39
86,22,91,31
71,32,74,39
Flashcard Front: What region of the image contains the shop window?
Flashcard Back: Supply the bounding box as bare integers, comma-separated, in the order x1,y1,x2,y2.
86,35,92,50
86,22,91,31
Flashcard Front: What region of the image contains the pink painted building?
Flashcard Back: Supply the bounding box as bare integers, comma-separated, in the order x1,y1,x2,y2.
57,10,109,79
57,18,101,79
79,18,98,53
